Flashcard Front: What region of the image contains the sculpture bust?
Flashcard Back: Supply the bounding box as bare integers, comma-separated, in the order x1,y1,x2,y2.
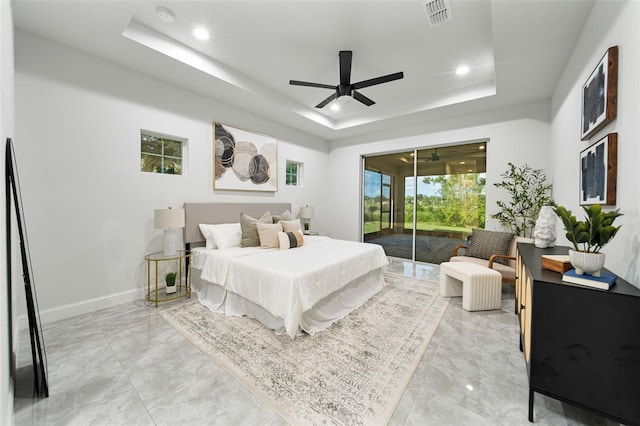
534,206,557,248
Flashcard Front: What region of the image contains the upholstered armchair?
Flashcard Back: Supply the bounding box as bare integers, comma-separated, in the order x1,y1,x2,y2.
449,229,524,285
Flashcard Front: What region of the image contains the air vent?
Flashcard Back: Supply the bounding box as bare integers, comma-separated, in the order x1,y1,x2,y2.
423,0,453,26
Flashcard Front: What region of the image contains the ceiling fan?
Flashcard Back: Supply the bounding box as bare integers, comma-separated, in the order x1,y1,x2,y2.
289,50,404,108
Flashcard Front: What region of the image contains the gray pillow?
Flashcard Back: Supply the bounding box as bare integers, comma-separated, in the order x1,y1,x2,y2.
240,211,273,247
466,229,514,265
272,209,295,223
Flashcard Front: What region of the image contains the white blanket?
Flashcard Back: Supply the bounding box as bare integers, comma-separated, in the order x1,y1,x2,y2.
196,236,388,338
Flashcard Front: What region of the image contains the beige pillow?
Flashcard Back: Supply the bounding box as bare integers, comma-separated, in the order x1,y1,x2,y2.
280,219,302,232
240,212,273,247
257,223,283,249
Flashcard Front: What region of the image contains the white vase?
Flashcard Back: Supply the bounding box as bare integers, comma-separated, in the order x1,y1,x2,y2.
166,285,177,294
568,249,605,277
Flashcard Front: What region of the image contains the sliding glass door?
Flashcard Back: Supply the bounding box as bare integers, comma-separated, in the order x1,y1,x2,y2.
363,142,487,264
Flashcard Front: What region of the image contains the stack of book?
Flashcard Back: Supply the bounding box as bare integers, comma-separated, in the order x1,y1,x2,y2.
562,268,617,290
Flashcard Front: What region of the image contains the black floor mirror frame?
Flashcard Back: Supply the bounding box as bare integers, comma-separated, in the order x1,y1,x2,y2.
5,137,48,398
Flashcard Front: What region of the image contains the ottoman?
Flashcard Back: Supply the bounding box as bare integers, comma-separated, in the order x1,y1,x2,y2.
440,261,502,311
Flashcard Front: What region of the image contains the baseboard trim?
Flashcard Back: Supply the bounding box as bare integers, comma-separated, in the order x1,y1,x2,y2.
17,288,145,330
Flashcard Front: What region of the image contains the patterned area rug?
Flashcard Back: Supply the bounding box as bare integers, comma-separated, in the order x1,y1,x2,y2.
160,272,449,426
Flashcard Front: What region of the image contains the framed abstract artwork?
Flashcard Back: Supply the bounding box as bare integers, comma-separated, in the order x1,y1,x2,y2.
581,46,618,141
213,123,277,192
580,133,617,206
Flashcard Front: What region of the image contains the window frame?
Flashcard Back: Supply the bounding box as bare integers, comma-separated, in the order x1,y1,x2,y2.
140,130,187,176
285,160,303,187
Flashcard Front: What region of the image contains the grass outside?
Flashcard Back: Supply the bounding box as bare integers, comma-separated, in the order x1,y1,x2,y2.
364,222,472,235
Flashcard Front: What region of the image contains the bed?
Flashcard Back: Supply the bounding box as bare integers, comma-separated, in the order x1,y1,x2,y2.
184,202,388,338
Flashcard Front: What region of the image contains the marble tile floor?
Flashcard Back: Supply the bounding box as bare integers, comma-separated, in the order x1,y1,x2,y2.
13,257,620,426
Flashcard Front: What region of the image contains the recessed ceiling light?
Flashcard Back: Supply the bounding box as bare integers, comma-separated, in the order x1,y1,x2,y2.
479,145,485,150
460,161,466,165
330,104,340,111
193,28,210,41
456,65,470,76
156,7,175,23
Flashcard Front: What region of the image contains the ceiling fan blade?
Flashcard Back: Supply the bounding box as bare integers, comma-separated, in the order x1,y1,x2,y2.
352,90,375,106
315,92,338,108
339,51,352,86
352,71,404,90
289,80,336,90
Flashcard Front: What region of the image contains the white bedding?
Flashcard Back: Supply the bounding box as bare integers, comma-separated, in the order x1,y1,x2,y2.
191,236,388,338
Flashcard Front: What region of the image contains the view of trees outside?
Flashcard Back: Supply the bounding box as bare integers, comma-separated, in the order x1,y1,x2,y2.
365,169,486,236
140,133,183,175
405,173,486,234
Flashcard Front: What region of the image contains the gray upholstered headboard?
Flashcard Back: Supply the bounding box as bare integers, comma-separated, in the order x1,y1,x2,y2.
183,202,292,247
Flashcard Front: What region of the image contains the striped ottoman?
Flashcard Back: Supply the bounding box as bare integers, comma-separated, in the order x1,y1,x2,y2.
440,261,502,311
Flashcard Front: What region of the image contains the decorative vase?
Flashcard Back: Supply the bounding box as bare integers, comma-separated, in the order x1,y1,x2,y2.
165,274,177,294
534,206,557,248
568,249,605,277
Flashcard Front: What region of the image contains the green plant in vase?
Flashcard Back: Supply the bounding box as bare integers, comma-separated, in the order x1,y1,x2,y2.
554,204,622,276
165,271,177,294
492,163,553,238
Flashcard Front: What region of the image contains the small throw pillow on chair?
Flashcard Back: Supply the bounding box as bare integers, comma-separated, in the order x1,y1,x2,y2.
466,229,514,265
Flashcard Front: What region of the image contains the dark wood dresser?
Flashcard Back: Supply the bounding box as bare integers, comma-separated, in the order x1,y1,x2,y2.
515,242,640,425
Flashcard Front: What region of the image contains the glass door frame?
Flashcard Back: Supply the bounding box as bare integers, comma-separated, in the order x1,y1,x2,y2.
362,167,393,237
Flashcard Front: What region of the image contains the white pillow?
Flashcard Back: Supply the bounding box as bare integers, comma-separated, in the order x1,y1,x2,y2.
280,219,302,233
199,223,241,249
257,222,282,249
199,224,218,249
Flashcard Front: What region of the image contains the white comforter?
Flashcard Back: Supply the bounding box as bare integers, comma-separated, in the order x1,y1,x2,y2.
193,236,388,338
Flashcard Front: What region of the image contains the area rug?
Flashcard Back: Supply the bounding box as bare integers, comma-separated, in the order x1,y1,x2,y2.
159,272,449,426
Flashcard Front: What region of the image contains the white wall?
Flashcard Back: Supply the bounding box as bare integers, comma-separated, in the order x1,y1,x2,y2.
551,0,640,288
0,0,13,422
327,100,552,241
14,30,329,321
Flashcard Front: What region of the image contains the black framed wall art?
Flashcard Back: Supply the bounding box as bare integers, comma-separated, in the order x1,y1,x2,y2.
580,133,617,206
581,46,618,140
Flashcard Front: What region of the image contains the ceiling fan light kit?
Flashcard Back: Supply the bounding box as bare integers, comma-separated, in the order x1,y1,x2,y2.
290,50,404,109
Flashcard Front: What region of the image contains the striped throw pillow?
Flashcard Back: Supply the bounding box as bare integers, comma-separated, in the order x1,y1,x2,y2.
277,231,304,250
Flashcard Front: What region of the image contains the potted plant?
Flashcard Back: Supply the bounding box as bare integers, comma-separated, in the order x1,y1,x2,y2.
554,204,623,276
165,271,177,294
492,163,553,238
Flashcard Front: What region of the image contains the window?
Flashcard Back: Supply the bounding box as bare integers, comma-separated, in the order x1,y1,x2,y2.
140,131,184,175
285,160,303,186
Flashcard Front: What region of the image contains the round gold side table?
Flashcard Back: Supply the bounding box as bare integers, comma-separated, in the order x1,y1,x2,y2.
144,250,191,307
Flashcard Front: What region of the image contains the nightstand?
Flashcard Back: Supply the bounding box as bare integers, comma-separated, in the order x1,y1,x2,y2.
144,250,191,307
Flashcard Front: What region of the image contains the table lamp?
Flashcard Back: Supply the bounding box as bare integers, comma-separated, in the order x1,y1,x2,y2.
299,205,314,234
154,207,185,256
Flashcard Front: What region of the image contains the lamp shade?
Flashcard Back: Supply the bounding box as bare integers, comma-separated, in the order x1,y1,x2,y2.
154,208,185,229
299,206,314,219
